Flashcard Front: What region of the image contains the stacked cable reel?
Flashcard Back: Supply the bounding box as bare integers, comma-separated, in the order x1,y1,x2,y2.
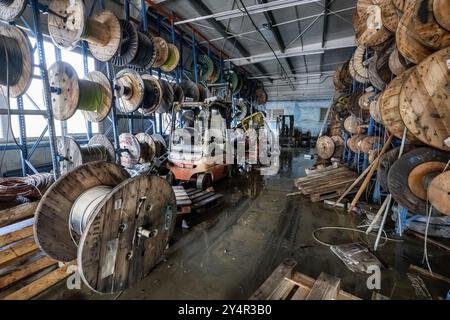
48,61,112,122
0,22,34,98
119,133,167,169
115,68,176,115
179,79,210,103
48,0,122,62
34,161,176,293
57,134,116,174
0,0,26,22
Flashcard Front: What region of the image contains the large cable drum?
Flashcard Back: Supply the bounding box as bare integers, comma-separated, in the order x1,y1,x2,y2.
195,54,214,82
0,0,26,22
399,47,450,151
388,147,450,214
428,171,450,216
34,162,176,293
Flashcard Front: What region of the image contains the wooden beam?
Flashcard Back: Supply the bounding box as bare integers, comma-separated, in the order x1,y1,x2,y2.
0,203,38,228
3,263,75,300
306,272,341,300
0,238,38,267
250,259,297,300
0,226,33,248
0,256,57,290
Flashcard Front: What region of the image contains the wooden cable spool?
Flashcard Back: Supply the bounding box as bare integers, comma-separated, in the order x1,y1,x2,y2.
152,37,169,69
172,83,185,104
387,147,450,214
316,136,335,159
356,3,393,47
48,0,121,62
368,40,394,90
207,61,221,84
119,133,166,168
359,91,375,110
350,47,370,84
433,0,450,32
48,61,112,122
389,45,413,76
379,67,419,141
180,79,200,102
369,93,383,123
114,68,145,113
156,79,174,113
331,135,345,158
428,170,450,215
349,92,371,121
0,22,33,98
380,0,400,32
57,135,116,174
377,145,414,192
392,0,407,12
347,134,367,153
160,43,180,73
139,74,163,115
411,0,450,51
399,47,450,151
396,2,434,64
34,161,176,293
255,87,268,105
0,0,26,22
344,115,364,134
360,136,381,153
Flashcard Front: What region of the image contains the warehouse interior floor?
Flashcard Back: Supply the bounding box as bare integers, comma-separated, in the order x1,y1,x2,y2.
38,149,450,300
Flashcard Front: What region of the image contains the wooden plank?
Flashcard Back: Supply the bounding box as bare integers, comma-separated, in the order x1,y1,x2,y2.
192,194,223,210
0,203,38,228
290,272,360,300
3,263,75,300
305,273,341,300
268,278,296,300
189,191,211,201
0,238,38,266
191,193,216,204
407,231,450,251
409,265,450,285
302,179,358,195
0,256,57,290
250,259,297,300
0,226,33,248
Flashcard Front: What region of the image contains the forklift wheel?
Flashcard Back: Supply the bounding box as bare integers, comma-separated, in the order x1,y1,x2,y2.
196,173,212,190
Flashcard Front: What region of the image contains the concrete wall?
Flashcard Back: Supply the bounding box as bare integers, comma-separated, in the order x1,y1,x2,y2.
265,100,331,136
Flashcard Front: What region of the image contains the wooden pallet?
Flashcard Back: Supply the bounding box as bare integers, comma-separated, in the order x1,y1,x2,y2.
251,259,361,300
0,207,74,300
174,186,224,214
294,166,360,202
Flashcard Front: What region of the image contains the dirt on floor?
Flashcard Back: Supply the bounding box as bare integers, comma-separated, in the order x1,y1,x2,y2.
38,148,450,300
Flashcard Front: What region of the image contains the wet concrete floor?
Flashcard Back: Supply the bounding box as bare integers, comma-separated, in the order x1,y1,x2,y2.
39,148,450,300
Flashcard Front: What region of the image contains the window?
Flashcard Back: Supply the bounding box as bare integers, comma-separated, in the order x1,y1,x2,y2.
1,37,98,140
319,108,329,121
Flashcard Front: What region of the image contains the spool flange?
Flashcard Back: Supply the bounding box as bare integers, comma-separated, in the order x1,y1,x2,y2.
34,161,130,262
157,79,174,113
0,0,26,22
0,23,33,98
78,173,176,293
153,37,169,68
115,68,145,113
161,43,180,73
48,61,112,122
140,74,163,115
119,133,141,168
316,136,335,160
387,147,450,214
48,0,122,62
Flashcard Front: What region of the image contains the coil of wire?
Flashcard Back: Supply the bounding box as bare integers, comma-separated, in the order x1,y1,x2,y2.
0,173,54,202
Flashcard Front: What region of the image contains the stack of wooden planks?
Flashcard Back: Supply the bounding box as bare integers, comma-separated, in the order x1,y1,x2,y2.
294,166,360,202
174,186,223,214
0,204,73,300
251,259,360,300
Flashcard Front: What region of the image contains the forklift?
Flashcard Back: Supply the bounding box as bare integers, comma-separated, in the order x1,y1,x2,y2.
167,100,234,190
277,115,296,147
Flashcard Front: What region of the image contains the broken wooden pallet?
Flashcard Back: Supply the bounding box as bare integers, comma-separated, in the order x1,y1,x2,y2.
0,215,72,300
250,259,361,300
294,166,360,202
173,186,192,214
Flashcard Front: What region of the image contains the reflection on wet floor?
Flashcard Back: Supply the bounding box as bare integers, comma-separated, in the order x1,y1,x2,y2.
38,148,450,300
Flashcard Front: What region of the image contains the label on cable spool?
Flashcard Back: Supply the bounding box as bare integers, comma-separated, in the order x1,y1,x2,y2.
114,199,122,210
444,137,450,148
365,86,374,92
447,59,450,70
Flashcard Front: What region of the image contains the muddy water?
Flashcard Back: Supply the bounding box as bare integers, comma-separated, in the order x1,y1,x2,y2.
38,148,450,300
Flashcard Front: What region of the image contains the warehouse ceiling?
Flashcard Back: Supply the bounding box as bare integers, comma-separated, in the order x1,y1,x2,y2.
156,0,357,101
